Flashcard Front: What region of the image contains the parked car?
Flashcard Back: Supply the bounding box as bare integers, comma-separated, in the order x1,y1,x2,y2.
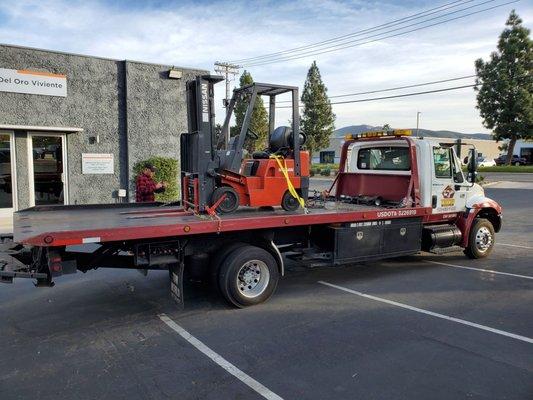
462,155,496,168
477,156,496,167
494,154,527,166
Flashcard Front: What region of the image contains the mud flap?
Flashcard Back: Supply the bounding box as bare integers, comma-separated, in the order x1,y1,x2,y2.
169,261,184,308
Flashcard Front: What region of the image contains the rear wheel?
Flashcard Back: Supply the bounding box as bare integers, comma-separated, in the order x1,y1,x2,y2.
514,161,520,166
281,190,300,211
218,245,279,307
211,186,239,214
464,218,495,259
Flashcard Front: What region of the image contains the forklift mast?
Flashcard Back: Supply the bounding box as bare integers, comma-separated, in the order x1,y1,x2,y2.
180,75,223,211
181,75,307,213
220,83,302,176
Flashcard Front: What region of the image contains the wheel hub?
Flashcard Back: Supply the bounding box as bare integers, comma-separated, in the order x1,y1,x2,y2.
237,260,269,298
475,226,493,252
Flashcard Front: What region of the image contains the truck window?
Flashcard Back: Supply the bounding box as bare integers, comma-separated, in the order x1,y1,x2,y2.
433,147,452,178
357,146,410,171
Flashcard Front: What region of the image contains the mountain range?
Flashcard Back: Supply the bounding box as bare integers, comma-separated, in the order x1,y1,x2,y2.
333,125,491,140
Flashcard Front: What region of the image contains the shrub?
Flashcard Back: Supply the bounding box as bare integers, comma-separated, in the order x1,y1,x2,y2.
133,156,179,202
320,168,331,176
310,168,316,177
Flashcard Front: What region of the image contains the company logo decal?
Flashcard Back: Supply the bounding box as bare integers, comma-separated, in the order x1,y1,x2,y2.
441,185,455,207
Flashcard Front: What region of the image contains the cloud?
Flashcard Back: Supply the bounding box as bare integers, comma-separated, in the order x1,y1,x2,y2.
0,0,531,133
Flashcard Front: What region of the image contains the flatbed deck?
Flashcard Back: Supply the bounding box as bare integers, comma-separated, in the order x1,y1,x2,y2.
14,202,432,247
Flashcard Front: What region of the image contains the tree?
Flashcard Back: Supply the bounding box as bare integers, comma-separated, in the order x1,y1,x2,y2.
301,61,336,161
231,71,269,153
498,141,508,153
475,10,532,164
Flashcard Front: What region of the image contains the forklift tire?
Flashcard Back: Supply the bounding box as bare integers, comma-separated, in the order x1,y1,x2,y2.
281,190,300,212
218,245,279,308
464,218,495,259
211,187,239,214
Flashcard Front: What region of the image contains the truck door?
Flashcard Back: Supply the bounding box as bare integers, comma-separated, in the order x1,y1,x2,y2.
431,146,468,214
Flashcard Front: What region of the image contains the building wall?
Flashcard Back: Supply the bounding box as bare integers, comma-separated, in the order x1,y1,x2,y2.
0,44,206,209
438,138,500,161
125,61,201,194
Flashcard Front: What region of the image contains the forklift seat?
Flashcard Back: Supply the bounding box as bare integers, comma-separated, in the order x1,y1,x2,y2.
252,151,270,159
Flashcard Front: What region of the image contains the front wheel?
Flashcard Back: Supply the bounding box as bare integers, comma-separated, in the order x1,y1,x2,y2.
211,186,239,214
218,245,279,307
281,190,300,211
464,218,495,259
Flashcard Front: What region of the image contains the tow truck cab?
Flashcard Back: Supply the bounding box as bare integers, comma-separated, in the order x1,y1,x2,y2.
341,132,502,257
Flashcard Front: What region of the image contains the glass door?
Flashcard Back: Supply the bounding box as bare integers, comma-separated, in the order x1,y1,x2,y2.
0,132,15,233
29,134,67,206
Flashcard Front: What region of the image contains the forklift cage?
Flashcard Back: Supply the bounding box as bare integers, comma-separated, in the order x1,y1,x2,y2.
220,82,302,177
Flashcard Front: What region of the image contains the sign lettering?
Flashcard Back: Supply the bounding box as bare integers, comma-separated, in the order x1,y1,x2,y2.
0,68,67,97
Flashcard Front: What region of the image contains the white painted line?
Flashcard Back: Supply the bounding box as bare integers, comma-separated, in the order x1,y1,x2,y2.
426,260,533,280
158,314,284,400
318,281,533,344
498,243,533,250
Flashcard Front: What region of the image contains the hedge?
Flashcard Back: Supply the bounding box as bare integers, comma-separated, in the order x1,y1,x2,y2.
133,156,179,202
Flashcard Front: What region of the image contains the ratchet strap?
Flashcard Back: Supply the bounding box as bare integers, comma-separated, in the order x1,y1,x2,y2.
270,154,307,212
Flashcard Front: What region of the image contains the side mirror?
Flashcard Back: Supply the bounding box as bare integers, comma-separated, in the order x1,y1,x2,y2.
467,148,477,183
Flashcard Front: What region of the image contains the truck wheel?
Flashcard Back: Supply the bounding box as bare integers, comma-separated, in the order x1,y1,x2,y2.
281,190,300,211
218,245,279,307
211,187,239,213
209,242,246,293
464,218,495,259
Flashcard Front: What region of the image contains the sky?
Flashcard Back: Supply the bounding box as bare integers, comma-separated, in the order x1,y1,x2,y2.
0,0,531,134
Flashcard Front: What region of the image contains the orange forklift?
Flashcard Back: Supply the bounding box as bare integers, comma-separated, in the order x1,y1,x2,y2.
181,76,309,214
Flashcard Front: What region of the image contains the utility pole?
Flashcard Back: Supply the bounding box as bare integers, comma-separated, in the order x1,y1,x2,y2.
416,111,421,136
214,62,240,146
214,61,240,111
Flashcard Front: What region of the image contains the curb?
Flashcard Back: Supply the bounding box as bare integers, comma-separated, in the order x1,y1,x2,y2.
480,181,500,187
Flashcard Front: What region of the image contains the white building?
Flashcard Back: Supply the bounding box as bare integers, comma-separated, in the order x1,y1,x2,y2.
514,140,533,163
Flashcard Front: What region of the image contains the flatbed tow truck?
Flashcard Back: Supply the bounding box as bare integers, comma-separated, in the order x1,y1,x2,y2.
0,77,502,308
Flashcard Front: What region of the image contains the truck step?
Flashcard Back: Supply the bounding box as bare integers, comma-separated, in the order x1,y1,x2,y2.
428,246,464,254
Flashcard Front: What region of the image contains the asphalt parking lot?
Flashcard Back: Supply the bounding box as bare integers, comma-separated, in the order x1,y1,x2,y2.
1,179,532,399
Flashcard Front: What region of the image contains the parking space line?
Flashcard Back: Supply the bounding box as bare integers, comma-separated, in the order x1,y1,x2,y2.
158,314,284,400
425,260,533,280
318,281,533,344
498,243,533,250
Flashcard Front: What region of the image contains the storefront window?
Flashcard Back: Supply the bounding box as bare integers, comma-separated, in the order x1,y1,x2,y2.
0,134,13,209
319,151,335,164
32,136,63,205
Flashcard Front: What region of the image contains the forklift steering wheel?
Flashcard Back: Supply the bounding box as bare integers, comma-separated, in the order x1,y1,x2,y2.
246,129,259,140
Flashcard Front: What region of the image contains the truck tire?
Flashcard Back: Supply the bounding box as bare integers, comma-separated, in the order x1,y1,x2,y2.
281,190,300,212
218,245,279,308
211,186,239,214
209,242,247,293
464,218,495,259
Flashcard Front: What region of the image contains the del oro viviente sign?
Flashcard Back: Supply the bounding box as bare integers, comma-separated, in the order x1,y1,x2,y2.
0,68,67,97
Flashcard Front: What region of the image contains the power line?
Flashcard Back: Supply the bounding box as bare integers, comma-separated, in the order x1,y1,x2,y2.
242,0,518,67
276,75,476,103
276,84,478,108
229,0,471,64
244,0,514,66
